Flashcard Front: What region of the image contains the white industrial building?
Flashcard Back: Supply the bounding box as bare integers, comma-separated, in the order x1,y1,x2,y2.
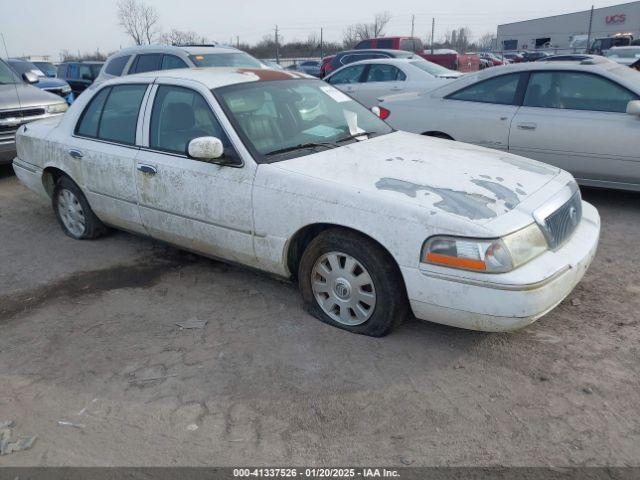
496,1,640,51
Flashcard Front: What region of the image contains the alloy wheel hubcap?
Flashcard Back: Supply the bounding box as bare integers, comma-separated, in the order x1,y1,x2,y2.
311,251,376,326
57,189,86,237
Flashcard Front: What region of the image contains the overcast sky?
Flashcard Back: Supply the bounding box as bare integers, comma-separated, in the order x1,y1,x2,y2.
0,0,628,59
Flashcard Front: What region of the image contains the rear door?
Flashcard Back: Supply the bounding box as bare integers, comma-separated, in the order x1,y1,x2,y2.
134,79,257,265
436,72,526,149
69,82,150,233
509,70,640,186
354,63,407,107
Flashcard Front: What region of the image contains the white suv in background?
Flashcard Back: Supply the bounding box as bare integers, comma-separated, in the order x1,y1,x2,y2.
95,44,265,83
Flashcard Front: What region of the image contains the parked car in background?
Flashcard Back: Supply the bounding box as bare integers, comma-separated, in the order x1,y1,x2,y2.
503,52,524,63
32,61,57,78
354,36,423,53
8,59,74,104
422,49,481,72
57,61,103,97
95,44,265,84
324,49,425,78
479,57,493,70
319,55,335,78
378,58,640,191
0,58,68,165
588,33,634,55
521,51,552,62
325,58,458,107
479,52,505,66
287,60,321,77
12,67,599,335
539,54,600,62
605,46,640,66
263,60,285,70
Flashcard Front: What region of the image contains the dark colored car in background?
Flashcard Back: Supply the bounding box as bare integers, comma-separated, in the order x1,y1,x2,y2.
56,61,103,96
32,61,57,78
8,59,74,104
521,51,552,62
539,54,599,62
323,49,420,78
502,52,524,63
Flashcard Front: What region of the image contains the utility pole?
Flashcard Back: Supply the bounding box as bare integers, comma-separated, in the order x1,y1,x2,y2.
411,14,415,38
431,18,435,54
275,25,280,64
237,36,240,48
320,27,324,59
586,5,594,53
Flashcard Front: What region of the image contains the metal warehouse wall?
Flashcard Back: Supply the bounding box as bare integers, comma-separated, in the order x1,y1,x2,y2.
496,1,640,50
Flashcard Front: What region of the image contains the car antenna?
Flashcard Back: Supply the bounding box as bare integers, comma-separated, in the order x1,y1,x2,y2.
1,33,22,110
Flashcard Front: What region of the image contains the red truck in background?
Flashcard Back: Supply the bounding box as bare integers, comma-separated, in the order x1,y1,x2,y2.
354,37,480,73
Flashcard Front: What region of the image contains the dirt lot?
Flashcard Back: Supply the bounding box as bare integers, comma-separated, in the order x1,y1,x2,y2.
0,164,639,467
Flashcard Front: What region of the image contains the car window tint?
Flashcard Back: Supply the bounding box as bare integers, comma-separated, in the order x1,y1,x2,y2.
98,84,147,144
79,64,95,80
56,64,67,77
105,56,130,76
523,71,639,113
161,55,188,70
68,64,79,79
328,65,366,84
449,73,522,105
76,87,111,137
365,64,406,82
149,85,229,155
132,54,162,74
356,40,373,49
377,39,393,49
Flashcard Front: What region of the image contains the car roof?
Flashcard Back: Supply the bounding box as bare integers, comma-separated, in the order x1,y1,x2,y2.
338,49,413,56
110,44,240,57
103,67,313,90
609,46,640,50
60,61,103,65
335,58,418,66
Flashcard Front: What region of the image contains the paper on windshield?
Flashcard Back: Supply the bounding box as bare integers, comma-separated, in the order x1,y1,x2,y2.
320,85,351,103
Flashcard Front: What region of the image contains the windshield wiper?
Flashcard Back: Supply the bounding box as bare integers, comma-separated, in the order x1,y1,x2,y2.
265,142,337,156
336,131,377,143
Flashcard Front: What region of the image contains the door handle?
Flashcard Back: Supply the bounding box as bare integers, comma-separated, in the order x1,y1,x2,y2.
390,86,403,91
517,122,537,131
68,149,83,159
137,164,157,175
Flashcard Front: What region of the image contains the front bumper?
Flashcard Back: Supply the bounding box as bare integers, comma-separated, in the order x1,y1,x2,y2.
0,141,16,164
402,201,600,332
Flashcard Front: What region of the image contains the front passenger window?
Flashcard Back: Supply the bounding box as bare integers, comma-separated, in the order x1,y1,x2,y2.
149,85,230,155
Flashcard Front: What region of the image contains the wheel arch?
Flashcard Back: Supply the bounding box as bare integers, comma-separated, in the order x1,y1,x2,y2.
422,131,454,140
42,166,72,198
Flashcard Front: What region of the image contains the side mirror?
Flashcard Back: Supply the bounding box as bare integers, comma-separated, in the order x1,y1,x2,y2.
22,72,39,84
187,136,225,161
626,100,640,116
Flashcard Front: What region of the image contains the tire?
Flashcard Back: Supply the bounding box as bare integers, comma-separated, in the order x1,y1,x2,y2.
298,228,409,337
52,175,108,240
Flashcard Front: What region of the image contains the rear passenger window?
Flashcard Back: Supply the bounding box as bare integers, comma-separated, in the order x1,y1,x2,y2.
130,54,162,74
448,73,522,105
161,55,188,70
105,56,130,76
76,87,111,137
149,85,230,155
98,85,147,144
365,64,406,82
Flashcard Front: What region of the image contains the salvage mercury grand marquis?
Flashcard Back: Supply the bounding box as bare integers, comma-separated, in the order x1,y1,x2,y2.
12,68,600,336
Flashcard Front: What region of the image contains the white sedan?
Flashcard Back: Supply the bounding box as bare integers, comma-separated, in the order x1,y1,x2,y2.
324,58,460,107
13,67,599,335
378,58,640,191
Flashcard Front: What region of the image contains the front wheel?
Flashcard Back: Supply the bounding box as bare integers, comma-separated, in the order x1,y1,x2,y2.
298,229,409,337
52,175,108,239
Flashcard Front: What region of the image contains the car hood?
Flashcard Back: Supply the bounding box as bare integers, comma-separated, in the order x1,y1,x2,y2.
272,131,561,226
34,77,70,89
0,83,64,109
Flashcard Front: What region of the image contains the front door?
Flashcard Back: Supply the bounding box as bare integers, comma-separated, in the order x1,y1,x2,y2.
509,70,640,187
135,80,256,266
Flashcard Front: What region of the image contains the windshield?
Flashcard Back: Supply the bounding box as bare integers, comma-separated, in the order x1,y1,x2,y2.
606,48,640,59
0,59,21,84
410,60,452,76
9,60,44,76
215,79,393,162
189,53,263,68
33,62,56,76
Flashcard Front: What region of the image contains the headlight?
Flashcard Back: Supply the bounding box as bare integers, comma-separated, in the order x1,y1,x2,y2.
62,85,71,94
421,223,547,273
46,103,68,114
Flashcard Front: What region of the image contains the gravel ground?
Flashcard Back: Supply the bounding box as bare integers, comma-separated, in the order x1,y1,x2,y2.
0,165,638,467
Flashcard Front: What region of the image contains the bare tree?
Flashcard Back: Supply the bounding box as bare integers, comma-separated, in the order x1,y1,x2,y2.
160,29,208,46
117,0,160,45
477,32,497,52
342,11,392,48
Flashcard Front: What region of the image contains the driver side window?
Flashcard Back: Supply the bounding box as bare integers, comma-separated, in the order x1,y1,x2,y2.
149,85,231,156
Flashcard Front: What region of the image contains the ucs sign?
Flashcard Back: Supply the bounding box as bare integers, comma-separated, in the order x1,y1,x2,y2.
606,14,626,25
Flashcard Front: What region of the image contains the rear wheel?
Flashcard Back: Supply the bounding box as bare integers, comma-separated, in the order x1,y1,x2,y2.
299,229,408,337
52,176,108,239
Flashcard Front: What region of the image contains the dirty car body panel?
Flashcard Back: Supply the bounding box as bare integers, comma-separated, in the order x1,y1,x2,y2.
13,67,600,333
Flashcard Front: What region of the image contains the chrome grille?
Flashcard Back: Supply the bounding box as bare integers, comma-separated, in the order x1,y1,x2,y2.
0,125,19,143
541,189,582,249
0,108,46,120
